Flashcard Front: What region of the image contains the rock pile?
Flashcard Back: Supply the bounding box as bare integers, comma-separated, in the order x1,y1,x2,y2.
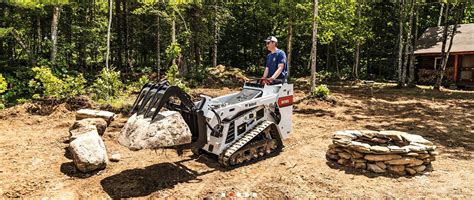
67,109,116,173
326,130,438,176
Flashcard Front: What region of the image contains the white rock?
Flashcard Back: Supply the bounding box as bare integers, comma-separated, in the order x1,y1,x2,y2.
401,133,433,145
70,118,108,136
76,109,116,124
69,125,98,142
69,131,107,173
118,111,192,150
110,153,121,162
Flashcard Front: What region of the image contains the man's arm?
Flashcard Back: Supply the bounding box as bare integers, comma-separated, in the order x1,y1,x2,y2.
262,67,269,79
270,64,284,80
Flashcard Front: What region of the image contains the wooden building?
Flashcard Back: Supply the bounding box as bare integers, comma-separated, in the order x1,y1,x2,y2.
414,23,474,87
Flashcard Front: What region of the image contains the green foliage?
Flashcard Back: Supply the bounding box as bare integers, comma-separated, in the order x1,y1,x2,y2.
0,74,7,94
166,64,189,92
165,42,182,61
126,75,150,94
90,68,124,101
28,67,86,100
311,84,330,98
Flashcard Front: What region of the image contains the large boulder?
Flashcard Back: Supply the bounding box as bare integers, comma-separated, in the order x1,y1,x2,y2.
69,125,98,142
76,109,116,125
69,131,107,173
70,118,108,136
118,111,192,150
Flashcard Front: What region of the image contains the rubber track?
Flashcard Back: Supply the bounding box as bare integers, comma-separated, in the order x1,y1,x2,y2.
218,121,274,167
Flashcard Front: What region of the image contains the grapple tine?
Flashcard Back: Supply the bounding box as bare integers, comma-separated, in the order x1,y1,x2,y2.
130,83,153,114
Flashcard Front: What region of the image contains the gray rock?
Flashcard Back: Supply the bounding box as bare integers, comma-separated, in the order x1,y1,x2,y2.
379,130,404,141
348,141,371,153
388,165,406,175
354,162,366,169
385,157,423,165
365,154,402,161
109,153,121,162
406,167,417,175
326,153,340,160
370,146,390,153
400,133,433,145
69,131,107,173
415,165,426,172
338,152,352,160
76,109,116,125
70,118,108,136
388,145,409,153
334,131,357,140
119,111,192,150
69,125,98,142
367,163,385,173
375,161,387,169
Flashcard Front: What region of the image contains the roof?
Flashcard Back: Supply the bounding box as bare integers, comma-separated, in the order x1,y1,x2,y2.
414,23,474,55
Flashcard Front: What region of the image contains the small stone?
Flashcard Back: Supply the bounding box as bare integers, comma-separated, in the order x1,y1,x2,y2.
76,109,116,125
403,145,427,152
109,153,121,162
365,154,402,161
334,131,357,140
405,152,419,156
370,146,390,153
388,165,405,175
70,118,108,136
338,152,352,160
406,168,417,175
367,163,385,173
400,133,433,145
345,130,363,137
375,162,387,169
429,151,439,156
351,158,366,163
360,130,381,138
385,157,423,165
69,125,98,142
354,162,366,169
388,145,409,153
350,150,364,159
327,148,339,155
370,137,388,144
429,156,436,161
333,138,351,146
349,141,371,153
423,158,431,164
379,130,405,141
326,153,340,160
337,158,351,166
406,159,424,167
416,153,430,159
415,165,426,172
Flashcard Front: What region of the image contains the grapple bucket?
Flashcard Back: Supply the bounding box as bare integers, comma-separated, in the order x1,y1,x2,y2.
129,80,207,150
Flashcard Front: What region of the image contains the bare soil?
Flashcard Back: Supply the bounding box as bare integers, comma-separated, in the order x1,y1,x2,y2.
0,84,473,198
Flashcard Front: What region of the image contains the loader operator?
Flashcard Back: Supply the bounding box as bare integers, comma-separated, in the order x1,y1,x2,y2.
261,36,288,85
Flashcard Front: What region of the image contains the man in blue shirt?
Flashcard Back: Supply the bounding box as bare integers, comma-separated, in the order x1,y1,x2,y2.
261,36,288,84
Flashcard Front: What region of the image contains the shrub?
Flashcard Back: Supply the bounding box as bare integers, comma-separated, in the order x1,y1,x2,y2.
166,64,189,92
0,73,7,94
90,68,124,101
311,84,330,98
28,67,86,100
126,75,150,94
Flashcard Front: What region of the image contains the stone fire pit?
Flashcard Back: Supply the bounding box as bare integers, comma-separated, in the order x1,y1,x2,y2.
326,130,438,176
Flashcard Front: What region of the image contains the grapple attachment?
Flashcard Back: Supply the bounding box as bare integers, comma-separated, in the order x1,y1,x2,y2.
129,80,207,150
130,81,195,121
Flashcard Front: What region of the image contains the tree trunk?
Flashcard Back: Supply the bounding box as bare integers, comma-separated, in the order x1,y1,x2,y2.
171,10,176,66
435,3,464,90
51,5,61,65
156,11,161,76
11,29,35,65
310,0,318,91
353,3,361,80
397,1,404,87
402,1,414,86
437,3,444,27
106,0,113,70
212,4,218,67
334,42,340,77
115,0,123,69
122,0,129,70
287,16,293,78
408,5,418,87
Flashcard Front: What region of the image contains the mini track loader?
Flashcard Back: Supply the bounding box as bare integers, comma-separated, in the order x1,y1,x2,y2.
129,79,293,167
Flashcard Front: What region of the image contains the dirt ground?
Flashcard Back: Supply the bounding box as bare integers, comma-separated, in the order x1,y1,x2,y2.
0,83,473,198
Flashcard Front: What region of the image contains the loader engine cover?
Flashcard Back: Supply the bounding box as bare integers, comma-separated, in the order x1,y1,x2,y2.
118,111,192,150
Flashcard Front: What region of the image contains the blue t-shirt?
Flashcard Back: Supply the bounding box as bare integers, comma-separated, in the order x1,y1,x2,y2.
266,49,288,80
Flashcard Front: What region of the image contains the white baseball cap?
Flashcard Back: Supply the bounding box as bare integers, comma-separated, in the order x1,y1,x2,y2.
264,36,278,43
